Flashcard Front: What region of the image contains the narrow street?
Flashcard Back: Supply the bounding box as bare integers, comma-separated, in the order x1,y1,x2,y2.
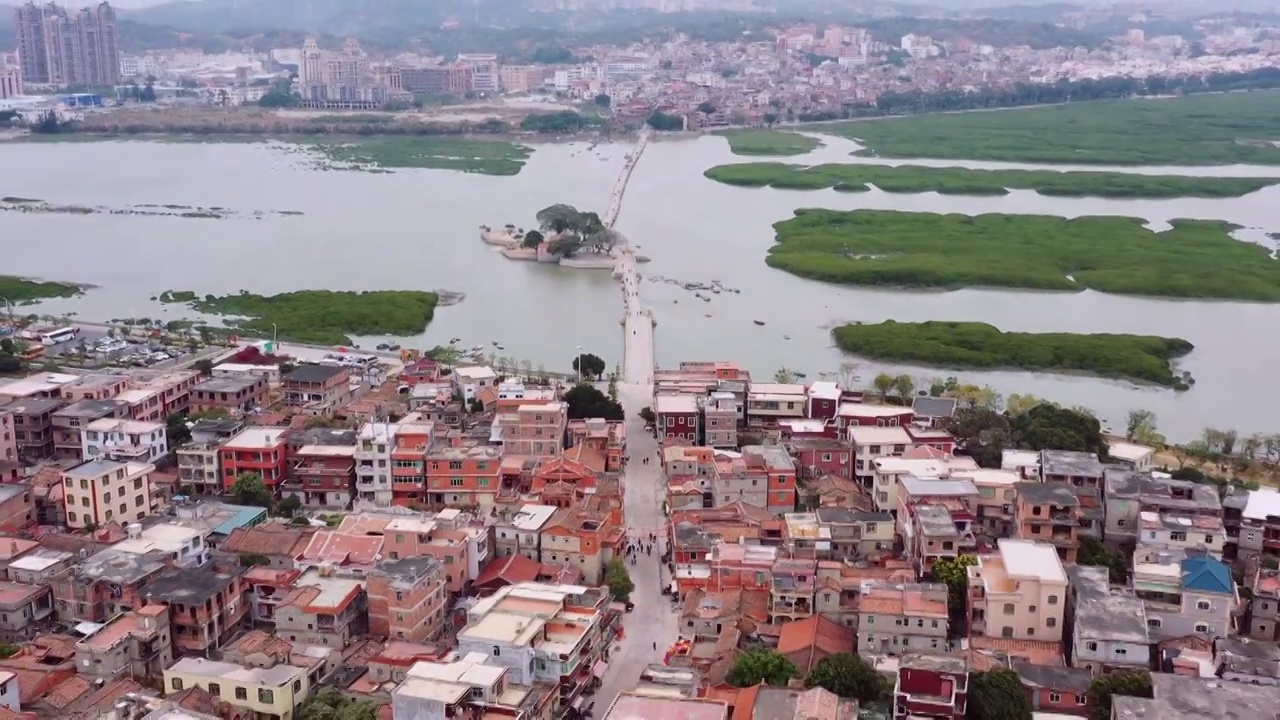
594,382,679,710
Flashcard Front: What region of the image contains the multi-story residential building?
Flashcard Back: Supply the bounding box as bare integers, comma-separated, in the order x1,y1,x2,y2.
82,417,166,463
275,569,365,648
50,398,124,461
501,401,567,457
6,547,73,585
13,0,120,87
857,581,949,653
967,539,1068,644
367,556,448,643
770,558,816,623
1134,552,1236,641
0,65,22,99
0,407,15,465
164,657,309,718
221,523,313,570
337,509,489,593
813,508,894,557
1038,450,1104,488
451,365,497,402
702,391,739,448
851,426,913,487
176,441,223,495
1013,482,1084,564
654,394,700,443
219,427,288,491
285,443,355,509
190,375,268,415
392,651,554,720
114,522,209,568
1104,470,1221,547
356,420,398,506
894,654,969,719
541,507,620,585
1066,565,1151,676
1247,570,1280,641
871,455,979,516
61,373,129,402
73,604,171,680
834,402,914,433
61,459,156,529
0,581,53,642
1137,511,1226,558
790,437,851,482
7,397,61,460
746,382,807,426
425,439,502,507
1106,441,1156,472
52,546,166,622
708,445,796,514
0,371,80,400
281,364,352,415
566,418,625,473
141,566,247,655
1220,487,1280,563
455,582,616,711
0,485,34,534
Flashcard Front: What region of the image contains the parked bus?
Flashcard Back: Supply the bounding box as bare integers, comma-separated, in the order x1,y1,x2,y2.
39,327,79,346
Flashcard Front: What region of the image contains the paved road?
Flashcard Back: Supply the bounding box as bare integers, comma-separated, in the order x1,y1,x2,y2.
594,382,678,710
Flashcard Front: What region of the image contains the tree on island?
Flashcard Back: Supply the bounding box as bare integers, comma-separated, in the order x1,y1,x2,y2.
572,352,606,380
521,230,544,249
535,204,617,257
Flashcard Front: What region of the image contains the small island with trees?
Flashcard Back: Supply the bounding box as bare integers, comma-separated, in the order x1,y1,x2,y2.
831,321,1196,390
481,203,642,269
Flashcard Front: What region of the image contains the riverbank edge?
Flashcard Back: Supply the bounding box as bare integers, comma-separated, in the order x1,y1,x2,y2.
830,321,1196,390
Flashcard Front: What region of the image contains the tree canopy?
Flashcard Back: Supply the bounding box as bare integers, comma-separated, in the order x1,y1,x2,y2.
563,383,624,420
968,669,1033,720
726,649,799,688
604,557,634,601
534,204,617,257
805,653,891,703
572,352,606,380
1087,671,1152,720
945,399,1108,468
231,472,272,508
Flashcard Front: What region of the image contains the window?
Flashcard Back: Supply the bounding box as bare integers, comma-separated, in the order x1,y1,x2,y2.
1115,648,1127,656
1049,693,1061,703
1086,641,1098,652
1075,694,1087,706
1028,605,1036,613
170,678,183,690
1047,595,1058,605
208,683,220,697
1196,600,1211,611
1047,617,1056,628
1204,534,1215,544
450,478,464,487
257,689,273,704
293,680,302,693
865,616,874,625
1002,603,1015,615
1195,622,1210,633
1001,626,1013,638
1147,618,1162,629
492,645,501,656
235,687,247,700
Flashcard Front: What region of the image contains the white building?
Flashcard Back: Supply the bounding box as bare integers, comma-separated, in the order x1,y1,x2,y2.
113,522,208,568
82,418,167,463
355,421,397,506
452,366,497,403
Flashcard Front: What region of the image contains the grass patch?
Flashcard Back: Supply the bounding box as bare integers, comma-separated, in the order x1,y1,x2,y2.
715,129,822,157
832,321,1195,390
767,209,1280,301
704,162,1280,198
309,136,532,175
160,289,440,346
0,276,85,302
821,91,1280,165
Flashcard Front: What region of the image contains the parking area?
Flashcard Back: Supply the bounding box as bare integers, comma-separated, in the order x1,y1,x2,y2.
40,327,203,371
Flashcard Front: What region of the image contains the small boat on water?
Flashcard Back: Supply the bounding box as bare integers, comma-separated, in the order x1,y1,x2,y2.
795,372,807,378
388,343,401,351
376,343,390,350
783,335,791,340
754,320,766,326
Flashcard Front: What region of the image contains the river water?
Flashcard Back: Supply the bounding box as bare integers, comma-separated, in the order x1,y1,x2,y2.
1,134,1277,442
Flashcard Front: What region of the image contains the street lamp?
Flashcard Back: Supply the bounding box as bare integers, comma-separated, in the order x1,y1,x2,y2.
271,323,278,351
576,345,583,384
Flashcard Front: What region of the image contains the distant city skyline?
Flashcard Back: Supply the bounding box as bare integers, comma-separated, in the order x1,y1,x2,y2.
13,0,121,88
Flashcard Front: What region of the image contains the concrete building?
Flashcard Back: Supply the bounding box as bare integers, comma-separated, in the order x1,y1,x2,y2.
1013,482,1084,564
13,0,120,87
0,407,14,465
176,441,223,495
1112,673,1280,720
1134,553,1237,641
219,427,289,491
1103,470,1221,547
275,568,366,648
81,417,166,463
856,581,949,653
163,657,309,719
452,365,497,403
1066,565,1151,676
457,53,499,93
501,401,567,457
654,393,700,443
281,364,353,415
0,580,53,641
142,566,247,655
392,651,551,720
894,653,968,719
285,443,355,509
190,375,268,415
967,539,1068,643
0,65,21,99
73,604,171,680
50,398,125,461
367,556,448,643
61,459,156,529
0,485,34,534
7,397,61,460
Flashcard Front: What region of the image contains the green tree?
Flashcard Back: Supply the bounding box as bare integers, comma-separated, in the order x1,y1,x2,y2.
1012,403,1108,458
944,407,1011,468
607,368,619,403
594,93,611,107
165,412,191,447
929,555,978,635
872,372,895,401
944,383,1002,410
727,649,799,687
646,111,683,131
892,374,914,404
0,644,20,659
604,557,634,601
521,230,544,249
564,383,623,420
697,101,717,114
805,652,890,703
276,495,303,518
231,472,272,508
969,669,1033,720
139,81,157,102
639,406,656,425
0,339,13,355
572,352,606,380
774,367,797,384
1005,393,1046,416
1079,537,1128,584
194,358,214,377
1087,671,1152,720
1125,409,1163,446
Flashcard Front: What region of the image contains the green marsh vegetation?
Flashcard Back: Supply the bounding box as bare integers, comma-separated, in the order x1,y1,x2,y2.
716,129,822,156
308,136,533,175
821,91,1280,165
767,210,1280,301
0,276,86,303
159,289,440,346
832,321,1194,390
703,162,1280,198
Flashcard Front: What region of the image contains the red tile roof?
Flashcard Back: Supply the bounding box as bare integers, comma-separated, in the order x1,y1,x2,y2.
475,555,541,588
776,616,854,673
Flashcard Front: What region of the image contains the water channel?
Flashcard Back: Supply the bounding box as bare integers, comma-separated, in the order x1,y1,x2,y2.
1,133,1277,441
